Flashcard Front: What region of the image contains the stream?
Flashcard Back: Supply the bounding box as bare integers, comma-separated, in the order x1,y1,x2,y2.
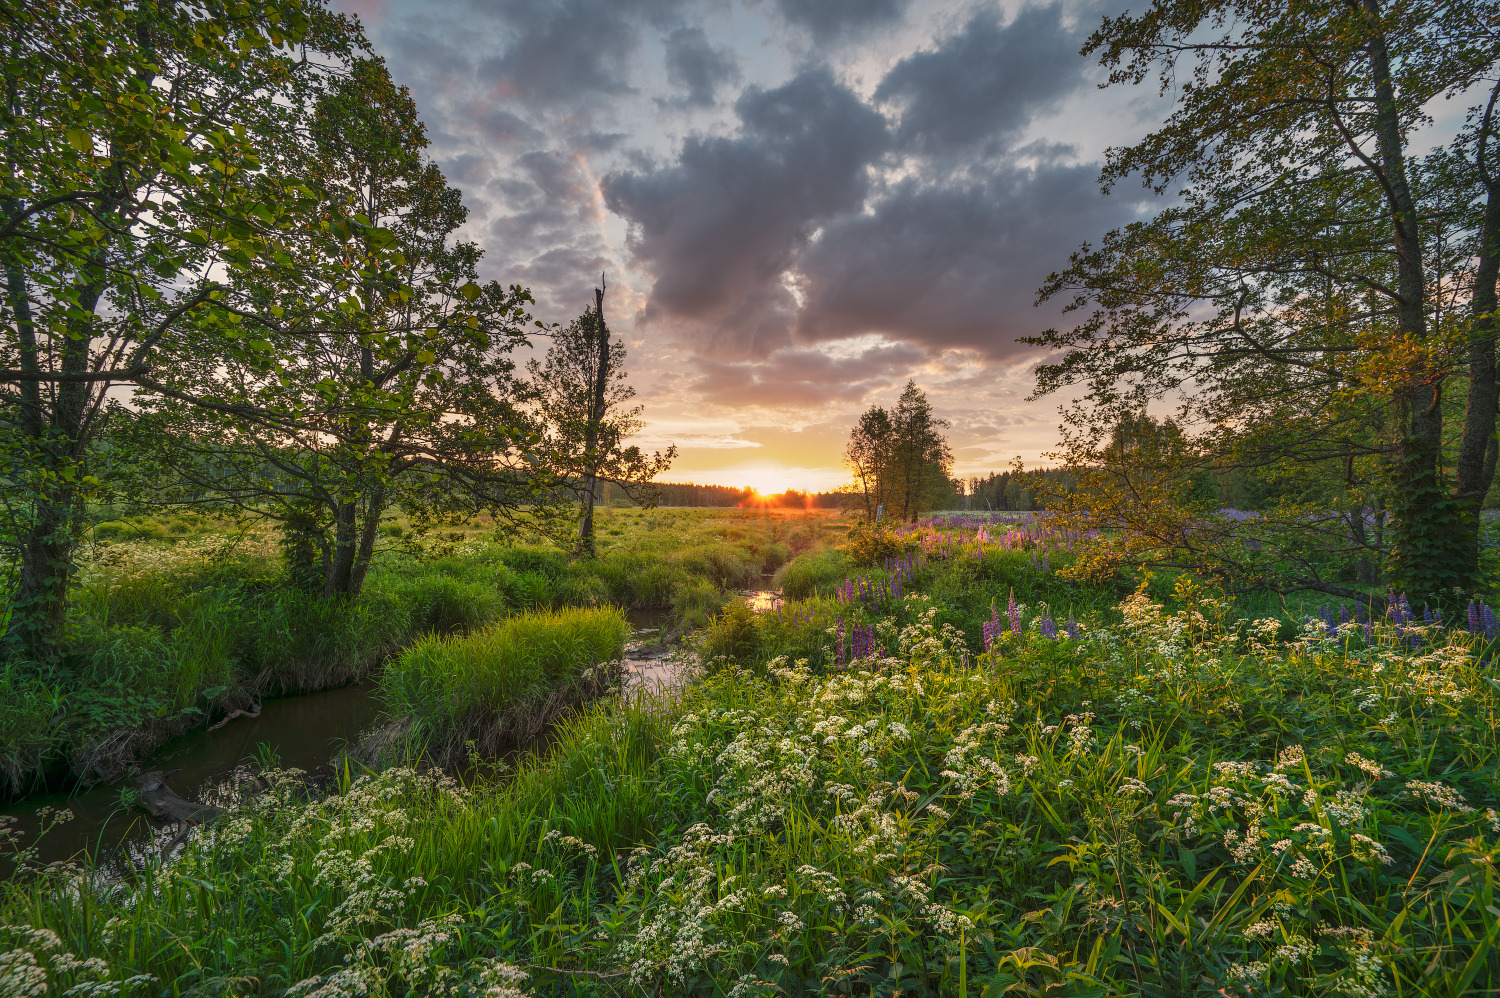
1,592,781,878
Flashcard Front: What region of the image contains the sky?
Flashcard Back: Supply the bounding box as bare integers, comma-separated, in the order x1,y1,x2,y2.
329,0,1165,493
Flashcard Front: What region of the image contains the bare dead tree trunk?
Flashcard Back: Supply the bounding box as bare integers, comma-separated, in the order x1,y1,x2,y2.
577,278,609,556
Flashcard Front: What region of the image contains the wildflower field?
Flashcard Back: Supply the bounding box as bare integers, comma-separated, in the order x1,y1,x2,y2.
2,515,1497,996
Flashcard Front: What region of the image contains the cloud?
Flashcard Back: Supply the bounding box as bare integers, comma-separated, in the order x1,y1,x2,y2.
660,26,741,108
691,341,925,406
470,0,688,107
875,3,1090,157
766,0,911,43
794,150,1145,358
602,67,890,356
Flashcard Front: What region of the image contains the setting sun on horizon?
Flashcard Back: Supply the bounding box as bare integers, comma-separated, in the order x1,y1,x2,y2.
674,464,849,498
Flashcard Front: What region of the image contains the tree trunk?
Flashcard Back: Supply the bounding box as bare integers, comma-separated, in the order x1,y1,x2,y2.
323,499,359,597
348,484,385,597
577,281,609,557
5,273,101,658
1362,0,1455,602
1451,83,1500,592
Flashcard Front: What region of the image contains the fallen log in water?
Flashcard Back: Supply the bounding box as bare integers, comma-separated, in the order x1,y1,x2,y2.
132,770,220,824
207,703,262,732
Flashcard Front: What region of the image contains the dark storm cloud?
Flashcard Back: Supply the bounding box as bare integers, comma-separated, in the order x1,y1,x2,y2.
602,67,890,356
794,150,1145,358
661,26,741,108
471,107,543,146
470,0,688,106
875,4,1089,156
692,341,926,406
767,0,911,43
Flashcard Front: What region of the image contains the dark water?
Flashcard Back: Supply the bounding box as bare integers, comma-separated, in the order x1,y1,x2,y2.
1,680,383,876
1,595,781,877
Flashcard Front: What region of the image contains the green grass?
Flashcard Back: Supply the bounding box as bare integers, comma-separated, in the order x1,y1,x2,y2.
3,589,1495,995
1,509,830,794
376,606,629,763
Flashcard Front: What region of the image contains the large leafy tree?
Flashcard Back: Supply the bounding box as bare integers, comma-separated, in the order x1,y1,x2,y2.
525,286,675,556
0,0,368,655
842,381,953,523
133,58,546,597
1031,0,1500,603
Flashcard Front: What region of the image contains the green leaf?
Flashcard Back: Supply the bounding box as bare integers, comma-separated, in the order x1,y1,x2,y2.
65,128,91,153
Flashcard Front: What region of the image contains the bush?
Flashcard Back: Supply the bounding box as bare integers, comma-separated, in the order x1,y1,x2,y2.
242,584,412,692
841,520,906,566
697,599,760,666
378,606,629,763
553,572,610,607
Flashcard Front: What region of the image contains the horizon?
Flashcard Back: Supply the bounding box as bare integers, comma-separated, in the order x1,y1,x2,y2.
328,0,1159,489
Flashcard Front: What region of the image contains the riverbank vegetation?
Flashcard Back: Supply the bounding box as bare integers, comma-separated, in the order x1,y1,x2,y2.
374,606,629,766
0,508,831,797
3,544,1495,995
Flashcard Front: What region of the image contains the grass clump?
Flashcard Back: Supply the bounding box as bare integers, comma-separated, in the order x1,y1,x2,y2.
376,606,629,764
774,547,849,599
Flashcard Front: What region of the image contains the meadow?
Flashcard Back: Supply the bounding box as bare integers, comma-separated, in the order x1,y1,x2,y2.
0,507,836,797
2,512,1496,995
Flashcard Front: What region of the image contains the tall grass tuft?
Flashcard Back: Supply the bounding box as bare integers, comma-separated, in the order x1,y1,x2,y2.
376,606,629,764
773,547,849,599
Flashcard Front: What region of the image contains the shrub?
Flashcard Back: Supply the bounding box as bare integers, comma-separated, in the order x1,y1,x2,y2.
243,584,412,692
841,520,906,566
697,599,760,667
553,572,610,607
759,541,791,574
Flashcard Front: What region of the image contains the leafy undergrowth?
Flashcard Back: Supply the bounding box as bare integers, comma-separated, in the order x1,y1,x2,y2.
3,590,1497,996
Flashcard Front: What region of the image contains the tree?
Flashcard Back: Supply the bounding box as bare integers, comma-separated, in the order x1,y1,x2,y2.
843,405,894,520
1031,0,1500,603
889,381,954,521
130,57,547,597
526,285,675,556
0,0,368,655
842,381,953,522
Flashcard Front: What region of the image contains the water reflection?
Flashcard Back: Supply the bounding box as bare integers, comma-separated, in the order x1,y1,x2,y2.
1,679,382,877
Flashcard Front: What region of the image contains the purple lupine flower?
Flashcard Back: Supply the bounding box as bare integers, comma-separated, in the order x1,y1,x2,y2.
1482,602,1498,639
1039,612,1057,640
836,619,846,668
1008,591,1022,636
1064,614,1079,641
1468,600,1481,634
